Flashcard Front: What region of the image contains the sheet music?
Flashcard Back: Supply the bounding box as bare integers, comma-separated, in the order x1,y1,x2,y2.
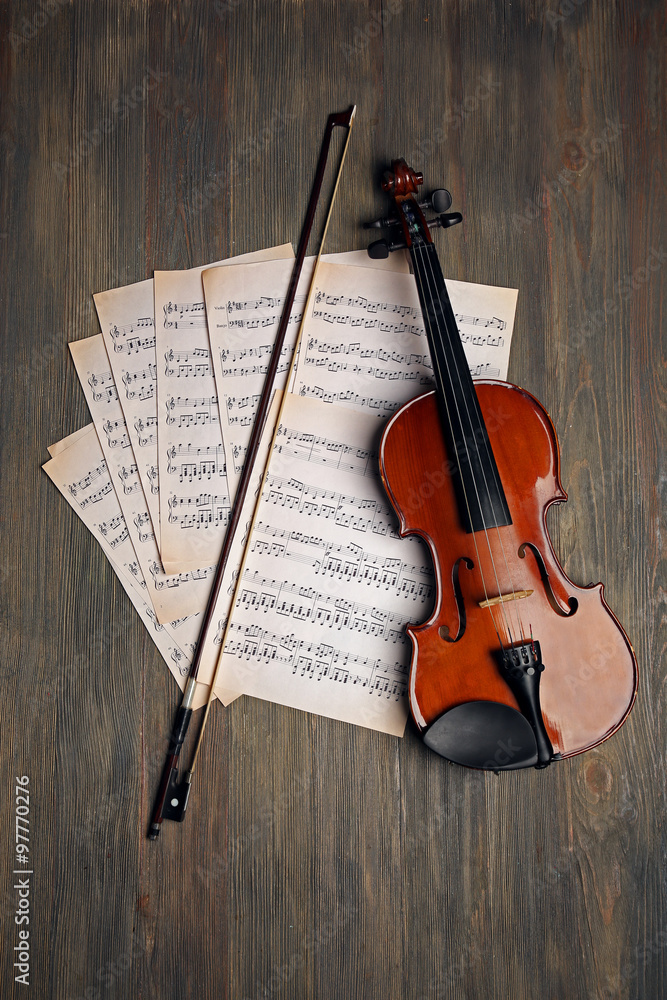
213,393,435,736
204,250,409,499
69,334,216,624
94,277,164,545
50,425,206,703
154,246,294,574
93,244,293,556
42,425,238,710
292,262,517,418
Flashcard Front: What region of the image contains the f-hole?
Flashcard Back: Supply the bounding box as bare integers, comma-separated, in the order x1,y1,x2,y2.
439,556,474,642
518,542,578,617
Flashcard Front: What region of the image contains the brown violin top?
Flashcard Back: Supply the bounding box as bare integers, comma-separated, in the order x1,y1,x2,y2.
369,160,637,771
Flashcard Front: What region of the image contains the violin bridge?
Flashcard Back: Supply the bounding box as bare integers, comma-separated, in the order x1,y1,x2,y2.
479,589,533,609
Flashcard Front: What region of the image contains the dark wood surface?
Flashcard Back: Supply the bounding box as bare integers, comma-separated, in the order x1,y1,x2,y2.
1,2,664,998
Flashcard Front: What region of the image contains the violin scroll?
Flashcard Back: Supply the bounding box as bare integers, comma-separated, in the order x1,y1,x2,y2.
381,159,423,196
365,159,461,258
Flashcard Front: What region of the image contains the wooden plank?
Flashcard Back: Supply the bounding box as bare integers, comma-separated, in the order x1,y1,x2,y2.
0,1,663,998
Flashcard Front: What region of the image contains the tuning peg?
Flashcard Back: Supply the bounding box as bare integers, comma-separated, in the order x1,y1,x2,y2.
419,188,453,214
367,237,407,259
439,212,462,228
431,189,453,214
425,212,463,233
427,212,463,230
363,216,401,230
368,239,389,259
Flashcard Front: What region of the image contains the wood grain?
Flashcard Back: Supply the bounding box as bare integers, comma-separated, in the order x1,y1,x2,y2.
0,1,664,998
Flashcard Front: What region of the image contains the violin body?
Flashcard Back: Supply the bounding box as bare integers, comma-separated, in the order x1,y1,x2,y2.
367,158,637,769
380,381,637,763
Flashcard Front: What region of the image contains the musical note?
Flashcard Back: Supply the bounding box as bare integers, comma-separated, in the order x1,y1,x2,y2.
146,465,159,494
164,347,213,378
166,443,227,482
164,395,219,428
167,492,231,529
214,393,433,736
134,416,157,447
314,288,420,319
250,523,433,600
110,317,156,355
69,335,220,625
102,419,131,450
224,620,408,698
133,511,155,543
117,464,141,496
88,370,118,404
67,462,106,497
155,252,292,574
94,280,164,539
163,300,207,328
274,424,378,478
41,424,217,699
121,363,156,401
293,262,517,421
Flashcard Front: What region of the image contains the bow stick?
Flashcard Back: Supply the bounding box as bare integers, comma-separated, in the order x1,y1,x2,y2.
149,106,356,840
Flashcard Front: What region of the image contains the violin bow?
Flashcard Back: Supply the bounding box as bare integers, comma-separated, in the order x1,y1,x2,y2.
149,105,356,840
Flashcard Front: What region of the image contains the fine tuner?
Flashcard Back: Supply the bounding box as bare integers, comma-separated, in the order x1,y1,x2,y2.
365,176,462,258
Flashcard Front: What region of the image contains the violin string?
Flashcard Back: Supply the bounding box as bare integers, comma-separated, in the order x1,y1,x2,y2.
410,241,509,649
417,239,526,645
417,240,526,645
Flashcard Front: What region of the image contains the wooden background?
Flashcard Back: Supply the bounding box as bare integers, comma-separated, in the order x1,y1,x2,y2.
1,1,664,998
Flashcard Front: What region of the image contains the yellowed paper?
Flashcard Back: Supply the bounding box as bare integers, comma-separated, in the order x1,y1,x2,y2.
69,335,218,624
47,424,92,457
203,250,410,500
94,277,164,545
154,245,293,573
213,393,436,736
42,425,232,709
292,262,517,417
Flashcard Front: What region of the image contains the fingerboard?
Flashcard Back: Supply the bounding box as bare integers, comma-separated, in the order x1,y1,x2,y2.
409,240,512,533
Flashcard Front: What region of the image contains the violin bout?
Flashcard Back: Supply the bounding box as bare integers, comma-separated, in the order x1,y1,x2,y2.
380,381,638,768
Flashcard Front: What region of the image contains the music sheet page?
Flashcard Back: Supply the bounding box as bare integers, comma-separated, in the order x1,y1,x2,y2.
93,277,164,544
154,245,293,574
69,334,216,624
213,393,435,736
292,262,517,417
42,425,235,709
203,250,409,500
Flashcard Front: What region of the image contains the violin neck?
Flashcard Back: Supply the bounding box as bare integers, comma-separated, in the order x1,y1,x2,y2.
409,240,512,533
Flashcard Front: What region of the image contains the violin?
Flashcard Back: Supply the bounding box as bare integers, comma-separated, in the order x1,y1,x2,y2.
367,160,637,770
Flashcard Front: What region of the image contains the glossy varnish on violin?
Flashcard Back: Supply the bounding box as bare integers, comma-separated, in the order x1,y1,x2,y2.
370,159,637,768
380,381,637,759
